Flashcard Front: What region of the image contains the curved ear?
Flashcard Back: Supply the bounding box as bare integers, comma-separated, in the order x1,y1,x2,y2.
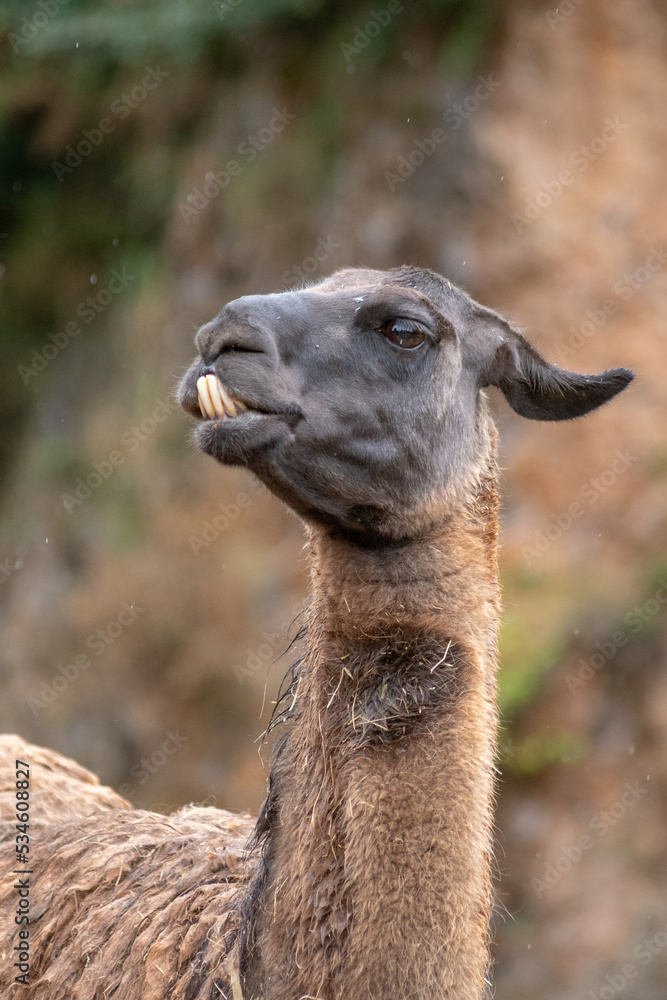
482,327,634,421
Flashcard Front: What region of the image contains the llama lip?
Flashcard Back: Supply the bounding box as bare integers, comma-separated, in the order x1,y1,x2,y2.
197,374,248,420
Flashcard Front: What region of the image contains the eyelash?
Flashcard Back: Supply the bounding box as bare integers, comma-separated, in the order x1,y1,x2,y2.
379,318,428,350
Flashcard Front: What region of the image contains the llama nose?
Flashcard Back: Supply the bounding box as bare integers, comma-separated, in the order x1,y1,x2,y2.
196,298,278,366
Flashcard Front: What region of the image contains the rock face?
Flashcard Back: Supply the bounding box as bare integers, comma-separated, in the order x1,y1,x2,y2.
0,2,665,997
469,4,667,995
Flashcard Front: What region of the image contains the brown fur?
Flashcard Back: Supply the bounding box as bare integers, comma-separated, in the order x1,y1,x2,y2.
0,734,132,826
0,266,633,999
0,736,254,999
244,467,500,1000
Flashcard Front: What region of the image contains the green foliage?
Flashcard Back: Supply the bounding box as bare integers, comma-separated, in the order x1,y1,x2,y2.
101,476,147,551
499,729,590,776
3,0,299,64
2,0,498,67
0,0,500,488
497,616,566,719
437,0,498,75
26,433,80,479
647,446,667,478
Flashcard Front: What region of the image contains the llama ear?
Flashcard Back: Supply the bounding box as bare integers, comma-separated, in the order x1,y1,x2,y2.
481,326,635,421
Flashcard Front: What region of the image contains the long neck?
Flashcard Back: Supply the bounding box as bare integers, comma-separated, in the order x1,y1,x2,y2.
243,477,500,1000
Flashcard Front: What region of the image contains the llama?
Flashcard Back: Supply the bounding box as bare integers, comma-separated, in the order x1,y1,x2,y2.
0,265,633,999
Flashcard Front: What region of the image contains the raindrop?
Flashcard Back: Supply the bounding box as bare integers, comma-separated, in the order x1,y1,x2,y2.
90,274,98,284
112,238,119,247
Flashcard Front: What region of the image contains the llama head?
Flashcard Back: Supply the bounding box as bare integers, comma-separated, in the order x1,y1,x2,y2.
178,266,633,541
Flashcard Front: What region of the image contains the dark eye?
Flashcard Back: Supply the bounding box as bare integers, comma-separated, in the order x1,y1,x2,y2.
380,318,427,350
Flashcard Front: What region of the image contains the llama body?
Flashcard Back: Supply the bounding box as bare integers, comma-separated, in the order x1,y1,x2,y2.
0,266,633,999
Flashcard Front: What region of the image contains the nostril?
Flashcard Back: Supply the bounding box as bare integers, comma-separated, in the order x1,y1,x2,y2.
196,299,277,362
199,345,265,370
196,328,269,366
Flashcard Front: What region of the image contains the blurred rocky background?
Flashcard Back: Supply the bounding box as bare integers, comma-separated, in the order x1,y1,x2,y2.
1,0,666,996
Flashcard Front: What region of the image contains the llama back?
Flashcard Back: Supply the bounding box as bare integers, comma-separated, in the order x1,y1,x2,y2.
0,735,254,999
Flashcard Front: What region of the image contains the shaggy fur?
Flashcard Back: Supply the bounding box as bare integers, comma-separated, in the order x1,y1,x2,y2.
0,737,254,1000
0,734,131,826
0,266,633,999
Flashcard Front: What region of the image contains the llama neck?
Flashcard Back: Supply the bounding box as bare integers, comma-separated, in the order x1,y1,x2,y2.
244,481,499,1000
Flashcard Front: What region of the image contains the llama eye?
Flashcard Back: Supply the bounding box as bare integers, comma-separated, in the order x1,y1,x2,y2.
380,319,427,350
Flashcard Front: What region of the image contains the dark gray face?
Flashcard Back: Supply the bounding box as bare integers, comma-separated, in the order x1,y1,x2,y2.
178,266,633,540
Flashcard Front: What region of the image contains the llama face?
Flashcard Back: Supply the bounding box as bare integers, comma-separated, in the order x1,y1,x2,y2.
179,270,476,537
179,266,633,539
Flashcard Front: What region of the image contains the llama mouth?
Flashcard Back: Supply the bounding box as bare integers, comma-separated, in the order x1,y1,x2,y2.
195,373,303,428
193,370,299,466
196,374,249,420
